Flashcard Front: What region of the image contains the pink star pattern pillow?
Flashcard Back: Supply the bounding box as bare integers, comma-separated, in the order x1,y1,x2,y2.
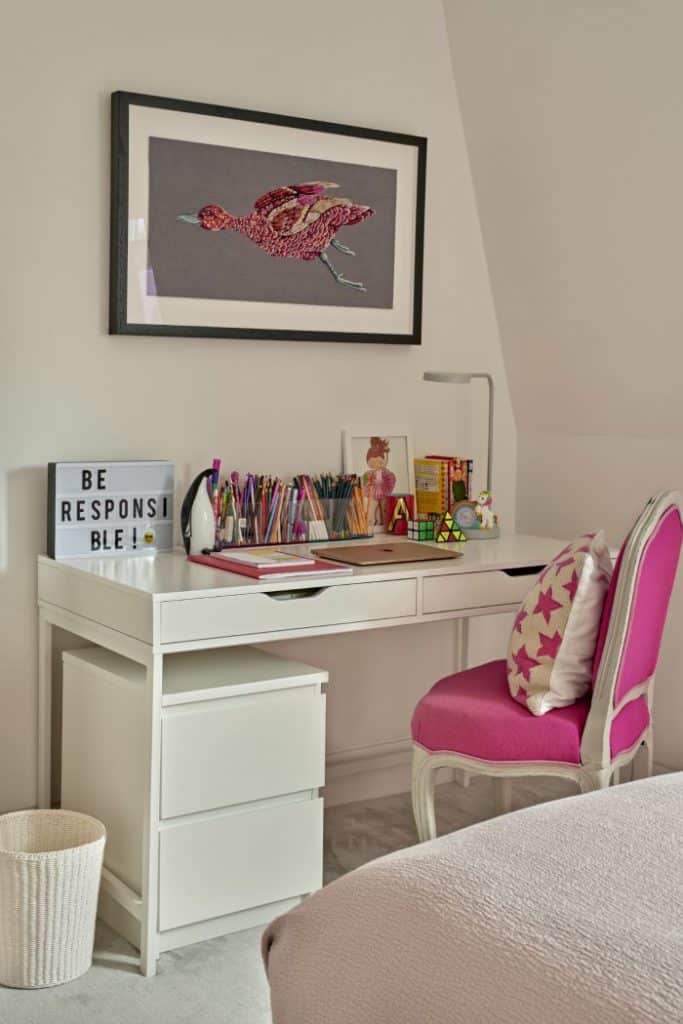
507,532,613,716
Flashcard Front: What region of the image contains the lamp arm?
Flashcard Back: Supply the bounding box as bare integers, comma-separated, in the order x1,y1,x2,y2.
486,375,494,494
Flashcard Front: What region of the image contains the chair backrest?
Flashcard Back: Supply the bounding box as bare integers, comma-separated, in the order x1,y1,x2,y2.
580,491,683,768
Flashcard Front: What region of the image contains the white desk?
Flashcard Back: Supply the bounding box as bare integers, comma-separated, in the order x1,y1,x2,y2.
37,533,560,975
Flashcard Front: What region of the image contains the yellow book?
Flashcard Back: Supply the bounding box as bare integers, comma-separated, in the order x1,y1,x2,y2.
414,459,449,515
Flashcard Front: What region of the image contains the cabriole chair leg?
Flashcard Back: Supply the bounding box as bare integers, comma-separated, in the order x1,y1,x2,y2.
412,748,437,843
631,732,654,780
494,777,513,815
578,767,612,793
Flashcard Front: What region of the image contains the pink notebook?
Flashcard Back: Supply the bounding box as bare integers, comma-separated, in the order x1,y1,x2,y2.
188,553,352,580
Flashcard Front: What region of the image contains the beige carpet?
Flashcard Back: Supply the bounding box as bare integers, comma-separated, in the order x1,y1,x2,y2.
0,775,577,1024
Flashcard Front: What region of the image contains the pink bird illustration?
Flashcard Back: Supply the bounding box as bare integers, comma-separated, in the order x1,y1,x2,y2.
179,181,374,291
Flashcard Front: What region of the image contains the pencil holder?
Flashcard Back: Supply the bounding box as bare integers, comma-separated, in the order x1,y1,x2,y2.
316,498,374,543
218,497,372,548
191,470,375,550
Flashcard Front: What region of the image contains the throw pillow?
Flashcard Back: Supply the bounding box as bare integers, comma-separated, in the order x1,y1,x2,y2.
507,532,613,716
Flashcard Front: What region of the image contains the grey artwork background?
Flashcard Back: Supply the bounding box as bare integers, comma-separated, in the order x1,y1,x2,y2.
147,138,397,308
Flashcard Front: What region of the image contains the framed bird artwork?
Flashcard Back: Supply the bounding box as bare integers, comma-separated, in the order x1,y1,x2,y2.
109,92,426,344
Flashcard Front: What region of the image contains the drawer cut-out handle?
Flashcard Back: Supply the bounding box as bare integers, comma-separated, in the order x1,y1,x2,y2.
502,564,546,577
263,587,327,601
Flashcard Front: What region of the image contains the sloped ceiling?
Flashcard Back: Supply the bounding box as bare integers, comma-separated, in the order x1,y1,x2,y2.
444,1,683,439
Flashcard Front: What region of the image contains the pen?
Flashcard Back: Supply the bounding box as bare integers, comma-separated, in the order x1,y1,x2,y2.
210,458,221,497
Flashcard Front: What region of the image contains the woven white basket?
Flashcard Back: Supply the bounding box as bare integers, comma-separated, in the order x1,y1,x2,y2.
0,809,106,988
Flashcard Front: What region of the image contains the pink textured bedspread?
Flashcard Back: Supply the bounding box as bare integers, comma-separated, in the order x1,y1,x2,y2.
263,774,683,1024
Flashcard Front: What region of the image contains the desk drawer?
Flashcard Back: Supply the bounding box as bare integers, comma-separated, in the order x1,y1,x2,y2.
161,687,325,818
160,579,417,644
423,569,539,615
158,797,323,931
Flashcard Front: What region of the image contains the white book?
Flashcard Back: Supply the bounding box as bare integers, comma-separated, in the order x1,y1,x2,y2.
214,548,316,569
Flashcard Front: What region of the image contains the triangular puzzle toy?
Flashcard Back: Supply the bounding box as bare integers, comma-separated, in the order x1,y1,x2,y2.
435,511,466,543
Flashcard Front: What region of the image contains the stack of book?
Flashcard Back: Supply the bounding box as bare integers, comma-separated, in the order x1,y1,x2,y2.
414,455,473,517
189,548,352,580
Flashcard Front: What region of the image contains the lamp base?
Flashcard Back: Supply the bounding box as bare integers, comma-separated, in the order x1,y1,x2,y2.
462,525,500,541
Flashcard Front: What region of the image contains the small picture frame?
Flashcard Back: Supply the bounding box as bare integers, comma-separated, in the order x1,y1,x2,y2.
342,428,415,531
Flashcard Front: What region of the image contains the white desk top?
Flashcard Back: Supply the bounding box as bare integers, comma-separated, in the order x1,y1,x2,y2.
38,533,563,601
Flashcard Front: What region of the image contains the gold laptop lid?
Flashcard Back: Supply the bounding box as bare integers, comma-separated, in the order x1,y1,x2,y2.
312,541,462,567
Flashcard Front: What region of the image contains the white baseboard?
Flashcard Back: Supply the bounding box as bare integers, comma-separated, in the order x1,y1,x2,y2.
324,739,460,807
324,739,413,807
323,745,674,808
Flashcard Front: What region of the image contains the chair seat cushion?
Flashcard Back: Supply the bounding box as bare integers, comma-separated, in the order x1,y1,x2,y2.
411,660,591,764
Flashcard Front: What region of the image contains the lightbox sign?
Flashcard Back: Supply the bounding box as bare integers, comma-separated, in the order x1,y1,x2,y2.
47,461,175,558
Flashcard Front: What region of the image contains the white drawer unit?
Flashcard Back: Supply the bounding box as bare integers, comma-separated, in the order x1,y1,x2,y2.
159,578,418,644
61,645,327,958
158,797,323,932
423,567,542,616
62,649,147,893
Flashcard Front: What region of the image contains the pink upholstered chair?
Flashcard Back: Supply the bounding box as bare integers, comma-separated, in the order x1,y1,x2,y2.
411,491,682,842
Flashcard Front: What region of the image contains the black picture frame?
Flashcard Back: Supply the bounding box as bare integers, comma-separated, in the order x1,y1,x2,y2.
110,91,426,345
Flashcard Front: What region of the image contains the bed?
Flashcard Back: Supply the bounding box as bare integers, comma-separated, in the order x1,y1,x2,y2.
263,774,683,1023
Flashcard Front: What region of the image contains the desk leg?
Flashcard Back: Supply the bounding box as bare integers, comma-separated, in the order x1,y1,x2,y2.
139,652,162,978
454,618,470,789
37,610,53,809
455,617,469,673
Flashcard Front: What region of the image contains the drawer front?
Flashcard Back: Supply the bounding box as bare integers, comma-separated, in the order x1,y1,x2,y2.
161,687,325,818
423,570,538,615
160,578,417,644
158,797,323,931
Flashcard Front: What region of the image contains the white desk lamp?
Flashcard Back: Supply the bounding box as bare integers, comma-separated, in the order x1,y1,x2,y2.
423,371,498,538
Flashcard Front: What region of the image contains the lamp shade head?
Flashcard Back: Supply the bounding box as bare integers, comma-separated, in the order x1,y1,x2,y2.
423,371,473,384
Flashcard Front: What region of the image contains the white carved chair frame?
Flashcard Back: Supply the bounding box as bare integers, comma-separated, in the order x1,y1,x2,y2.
412,491,682,842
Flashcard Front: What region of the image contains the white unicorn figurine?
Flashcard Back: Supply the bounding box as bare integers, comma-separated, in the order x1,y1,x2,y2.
476,490,496,530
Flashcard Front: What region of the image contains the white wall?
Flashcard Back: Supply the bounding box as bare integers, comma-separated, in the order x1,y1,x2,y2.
0,0,515,811
445,1,683,767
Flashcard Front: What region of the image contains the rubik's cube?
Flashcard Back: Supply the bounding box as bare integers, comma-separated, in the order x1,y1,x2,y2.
408,517,435,542
435,512,466,543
